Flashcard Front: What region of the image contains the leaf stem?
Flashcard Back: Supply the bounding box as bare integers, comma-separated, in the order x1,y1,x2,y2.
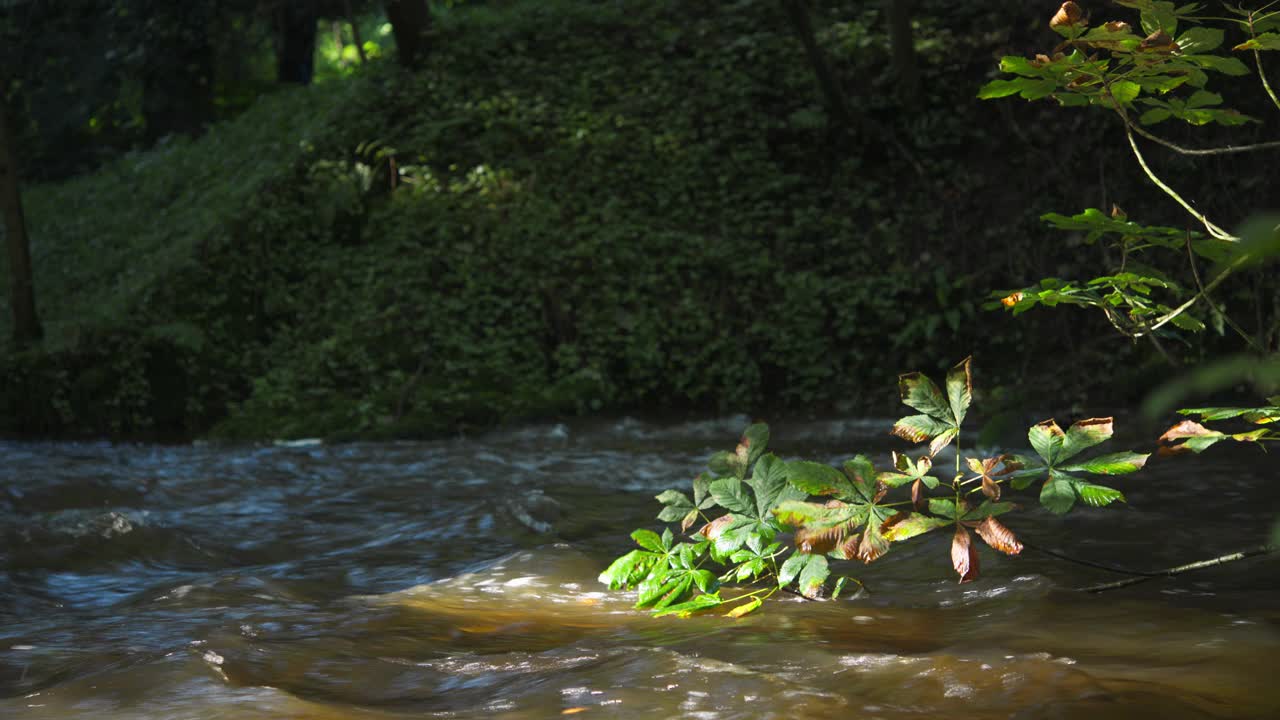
1120,121,1238,241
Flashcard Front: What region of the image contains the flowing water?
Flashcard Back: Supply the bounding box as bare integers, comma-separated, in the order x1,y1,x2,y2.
2,416,1278,719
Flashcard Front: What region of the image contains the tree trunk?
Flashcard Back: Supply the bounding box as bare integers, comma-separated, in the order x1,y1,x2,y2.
385,0,432,68
886,0,919,102
345,0,368,64
0,93,42,348
779,0,852,131
276,2,319,84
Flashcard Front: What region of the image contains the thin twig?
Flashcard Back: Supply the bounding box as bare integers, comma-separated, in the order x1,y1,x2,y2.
1121,121,1237,241
1080,545,1277,593
1123,116,1280,155
1250,11,1280,113
1185,231,1262,350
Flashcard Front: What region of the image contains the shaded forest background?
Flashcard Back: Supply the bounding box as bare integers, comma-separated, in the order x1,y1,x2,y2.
0,0,1276,441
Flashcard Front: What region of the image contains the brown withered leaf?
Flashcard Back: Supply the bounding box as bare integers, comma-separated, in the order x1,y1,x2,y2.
911,478,925,510
797,522,854,554
952,525,980,583
974,516,1023,556
1159,419,1215,442
680,509,699,533
1111,203,1127,219
1139,29,1178,52
1104,21,1131,33
1050,2,1084,30
857,527,890,563
981,475,1001,501
698,514,735,540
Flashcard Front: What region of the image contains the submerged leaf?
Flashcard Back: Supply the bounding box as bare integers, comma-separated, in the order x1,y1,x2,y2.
951,525,980,583
974,516,1023,555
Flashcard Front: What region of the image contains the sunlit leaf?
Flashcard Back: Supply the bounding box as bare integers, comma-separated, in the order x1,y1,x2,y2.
710,478,755,515
778,551,811,587
929,427,960,456
798,554,830,598
786,460,854,497
1059,451,1149,475
946,357,973,426
740,423,770,470
974,516,1023,555
1234,33,1280,51
680,509,699,533
961,500,1015,520
1029,419,1066,465
1040,473,1078,514
883,513,951,542
631,529,664,552
1061,417,1113,461
1176,26,1224,53
899,371,954,422
1076,482,1126,507
725,597,762,618
952,525,980,583
928,497,958,519
891,414,953,444
651,574,694,610
598,549,658,589
693,473,714,508
652,593,722,618
749,454,806,517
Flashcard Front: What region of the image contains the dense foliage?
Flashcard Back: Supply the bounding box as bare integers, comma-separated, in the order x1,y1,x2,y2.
1,0,1277,439
602,359,1150,617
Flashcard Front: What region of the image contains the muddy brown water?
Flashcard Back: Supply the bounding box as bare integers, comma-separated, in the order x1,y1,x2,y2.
2,416,1278,718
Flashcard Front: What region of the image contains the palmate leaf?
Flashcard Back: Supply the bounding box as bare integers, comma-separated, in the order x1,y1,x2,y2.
709,478,755,516
1076,483,1126,507
797,554,830,598
748,454,807,517
1040,472,1079,514
598,549,661,589
1158,419,1270,453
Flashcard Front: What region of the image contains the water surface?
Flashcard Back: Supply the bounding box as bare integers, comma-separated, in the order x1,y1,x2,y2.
2,417,1277,718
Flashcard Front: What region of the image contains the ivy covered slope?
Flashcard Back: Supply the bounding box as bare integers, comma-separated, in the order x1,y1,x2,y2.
603,359,1151,617
3,1,1275,439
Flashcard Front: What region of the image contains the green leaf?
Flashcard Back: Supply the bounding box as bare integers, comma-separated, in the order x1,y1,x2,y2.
749,454,806,516
708,450,740,477
978,77,1059,100
1234,33,1280,51
928,498,958,519
1110,80,1141,105
946,357,973,426
773,500,834,527
709,478,755,516
636,568,675,607
1176,27,1224,53
631,529,664,552
898,371,954,422
598,549,657,589
1140,107,1173,124
786,460,854,497
691,569,718,593
741,423,770,469
1059,451,1149,475
797,554,830,598
652,593,722,618
1040,473,1078,514
1061,417,1114,461
961,501,1016,520
1185,54,1250,76
1076,483,1126,507
883,513,951,542
778,551,811,587
652,575,694,610
1028,419,1066,465
891,414,954,444
693,473,714,507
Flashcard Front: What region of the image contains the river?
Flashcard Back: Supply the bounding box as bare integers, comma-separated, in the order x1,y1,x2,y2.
2,416,1278,718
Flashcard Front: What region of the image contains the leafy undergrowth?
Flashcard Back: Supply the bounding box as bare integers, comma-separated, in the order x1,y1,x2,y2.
3,0,1269,439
